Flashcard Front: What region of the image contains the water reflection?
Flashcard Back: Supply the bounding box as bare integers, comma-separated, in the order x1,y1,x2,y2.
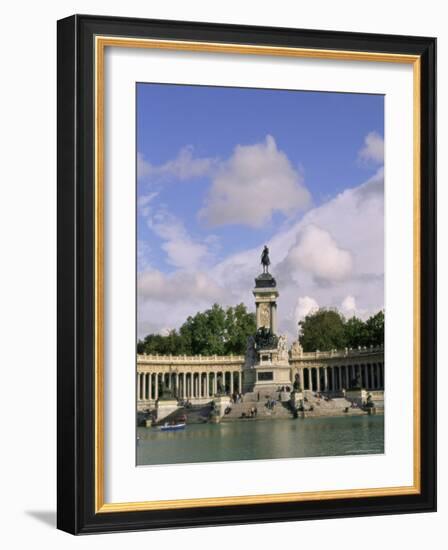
137,416,384,466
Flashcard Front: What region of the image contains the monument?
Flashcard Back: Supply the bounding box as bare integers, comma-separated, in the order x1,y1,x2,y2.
243,246,293,393
137,246,385,412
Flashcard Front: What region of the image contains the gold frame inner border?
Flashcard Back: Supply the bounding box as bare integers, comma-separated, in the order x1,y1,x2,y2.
94,35,421,514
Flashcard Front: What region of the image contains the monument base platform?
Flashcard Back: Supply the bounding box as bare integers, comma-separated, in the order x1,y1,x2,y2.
243,364,292,394
156,399,179,422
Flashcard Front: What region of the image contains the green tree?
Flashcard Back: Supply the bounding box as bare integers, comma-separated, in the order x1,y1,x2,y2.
299,308,346,352
137,303,255,356
224,303,257,354
344,316,367,348
364,310,384,347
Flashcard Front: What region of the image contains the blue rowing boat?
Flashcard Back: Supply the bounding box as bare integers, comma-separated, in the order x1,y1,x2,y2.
159,422,186,432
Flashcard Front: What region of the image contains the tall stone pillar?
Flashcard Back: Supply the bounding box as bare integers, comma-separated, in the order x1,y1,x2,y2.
253,273,279,333
143,373,147,401
154,374,159,400
271,304,278,334
238,371,242,393
137,373,141,401
323,367,328,391
230,371,234,394
316,368,321,392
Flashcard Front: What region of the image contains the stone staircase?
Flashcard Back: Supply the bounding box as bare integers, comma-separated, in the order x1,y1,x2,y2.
298,390,365,417
221,400,294,421
155,403,213,425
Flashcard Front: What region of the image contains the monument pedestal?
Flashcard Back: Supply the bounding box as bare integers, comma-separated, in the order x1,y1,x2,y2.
213,395,232,417
156,399,179,422
243,268,292,394
345,389,367,407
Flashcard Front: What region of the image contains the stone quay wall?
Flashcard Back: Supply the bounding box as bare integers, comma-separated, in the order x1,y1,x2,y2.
137,346,384,408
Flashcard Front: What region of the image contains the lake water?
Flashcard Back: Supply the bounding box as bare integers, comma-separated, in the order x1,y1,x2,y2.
137,415,384,466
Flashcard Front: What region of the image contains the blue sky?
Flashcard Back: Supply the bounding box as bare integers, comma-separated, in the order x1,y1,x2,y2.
137,83,384,339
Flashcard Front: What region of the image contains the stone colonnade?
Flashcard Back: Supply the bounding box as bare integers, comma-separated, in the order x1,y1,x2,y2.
137,349,385,406
137,368,243,401
293,362,384,392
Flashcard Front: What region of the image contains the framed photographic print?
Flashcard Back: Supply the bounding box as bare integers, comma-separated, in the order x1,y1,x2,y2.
57,14,436,534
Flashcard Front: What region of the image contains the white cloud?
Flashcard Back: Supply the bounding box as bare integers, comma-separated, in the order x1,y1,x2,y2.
295,296,319,324
137,192,158,217
283,224,353,283
341,295,357,315
137,270,228,336
137,170,384,340
358,131,384,165
138,269,225,304
150,210,209,270
138,147,217,182
199,135,311,228
137,240,151,272
208,170,384,340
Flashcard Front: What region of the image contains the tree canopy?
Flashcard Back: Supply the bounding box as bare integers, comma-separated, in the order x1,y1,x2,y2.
137,303,256,356
298,308,384,352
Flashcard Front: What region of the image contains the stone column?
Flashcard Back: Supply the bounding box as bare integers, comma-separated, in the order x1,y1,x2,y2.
154,374,158,400
137,373,141,401
316,368,321,392
238,371,242,393
143,373,148,401
271,304,278,334
323,367,328,391
230,371,234,394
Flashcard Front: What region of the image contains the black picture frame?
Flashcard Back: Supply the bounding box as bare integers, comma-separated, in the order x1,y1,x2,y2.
57,14,436,534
